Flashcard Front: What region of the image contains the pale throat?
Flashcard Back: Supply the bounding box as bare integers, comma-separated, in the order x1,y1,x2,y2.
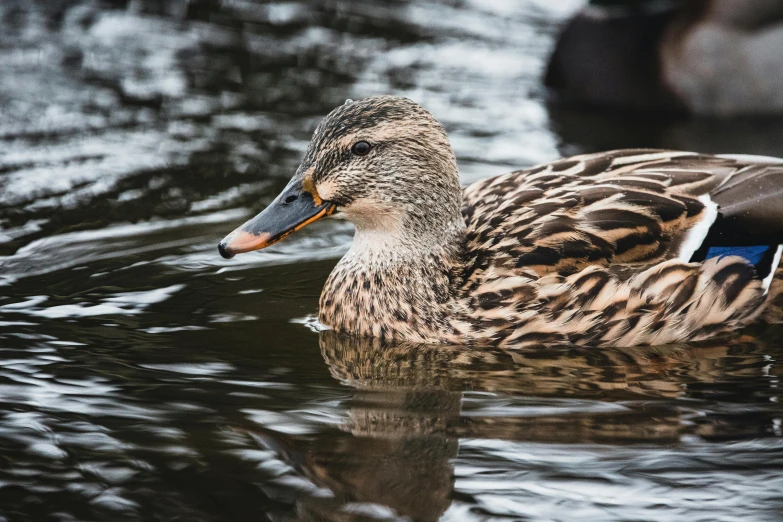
341,199,465,267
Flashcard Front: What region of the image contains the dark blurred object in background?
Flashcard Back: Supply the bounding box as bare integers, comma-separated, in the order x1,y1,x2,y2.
545,0,783,116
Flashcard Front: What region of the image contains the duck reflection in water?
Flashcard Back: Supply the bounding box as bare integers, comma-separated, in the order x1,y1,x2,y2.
258,329,783,521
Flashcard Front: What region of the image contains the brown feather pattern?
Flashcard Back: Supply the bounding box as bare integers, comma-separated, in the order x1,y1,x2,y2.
450,149,780,346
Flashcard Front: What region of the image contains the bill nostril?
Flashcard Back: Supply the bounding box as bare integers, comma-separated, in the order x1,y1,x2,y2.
284,195,298,204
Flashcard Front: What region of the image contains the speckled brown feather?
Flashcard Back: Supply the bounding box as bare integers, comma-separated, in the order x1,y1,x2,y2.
462,149,724,278
454,149,782,347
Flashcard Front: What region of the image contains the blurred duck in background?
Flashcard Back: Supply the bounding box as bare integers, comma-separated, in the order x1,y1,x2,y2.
545,0,783,116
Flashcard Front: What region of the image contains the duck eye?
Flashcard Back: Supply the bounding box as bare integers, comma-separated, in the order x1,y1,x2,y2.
351,141,372,156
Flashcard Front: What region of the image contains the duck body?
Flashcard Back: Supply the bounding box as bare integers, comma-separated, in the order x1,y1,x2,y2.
219,97,783,347
321,148,783,347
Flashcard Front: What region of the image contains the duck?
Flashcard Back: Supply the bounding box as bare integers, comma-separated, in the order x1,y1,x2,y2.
218,95,783,348
545,0,783,115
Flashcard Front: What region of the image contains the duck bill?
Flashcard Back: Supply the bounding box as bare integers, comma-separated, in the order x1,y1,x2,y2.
218,178,335,259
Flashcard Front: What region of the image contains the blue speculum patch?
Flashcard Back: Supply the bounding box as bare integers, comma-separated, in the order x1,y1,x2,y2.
705,245,772,266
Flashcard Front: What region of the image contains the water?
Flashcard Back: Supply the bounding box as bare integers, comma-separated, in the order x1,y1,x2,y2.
2,1,783,520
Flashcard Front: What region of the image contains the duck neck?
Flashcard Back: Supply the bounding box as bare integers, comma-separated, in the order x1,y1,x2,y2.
319,207,467,342
350,202,466,264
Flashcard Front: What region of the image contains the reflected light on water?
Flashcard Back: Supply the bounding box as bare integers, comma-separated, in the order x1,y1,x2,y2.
1,0,783,521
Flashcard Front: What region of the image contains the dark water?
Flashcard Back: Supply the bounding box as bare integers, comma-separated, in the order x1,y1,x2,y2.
2,1,783,520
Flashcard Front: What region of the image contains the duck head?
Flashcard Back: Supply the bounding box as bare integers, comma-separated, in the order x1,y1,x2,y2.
218,96,463,259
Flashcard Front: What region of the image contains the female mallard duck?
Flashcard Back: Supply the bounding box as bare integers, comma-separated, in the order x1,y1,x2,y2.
219,96,783,347
546,0,783,115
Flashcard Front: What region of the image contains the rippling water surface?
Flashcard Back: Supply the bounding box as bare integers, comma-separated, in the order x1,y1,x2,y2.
2,1,783,520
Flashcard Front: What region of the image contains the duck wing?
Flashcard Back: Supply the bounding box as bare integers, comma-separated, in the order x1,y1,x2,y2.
462,149,783,278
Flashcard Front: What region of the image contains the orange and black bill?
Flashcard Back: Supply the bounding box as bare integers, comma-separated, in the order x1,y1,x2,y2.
218,178,335,259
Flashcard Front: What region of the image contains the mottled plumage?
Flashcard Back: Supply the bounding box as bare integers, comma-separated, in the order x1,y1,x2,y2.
219,96,783,348
455,149,783,346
